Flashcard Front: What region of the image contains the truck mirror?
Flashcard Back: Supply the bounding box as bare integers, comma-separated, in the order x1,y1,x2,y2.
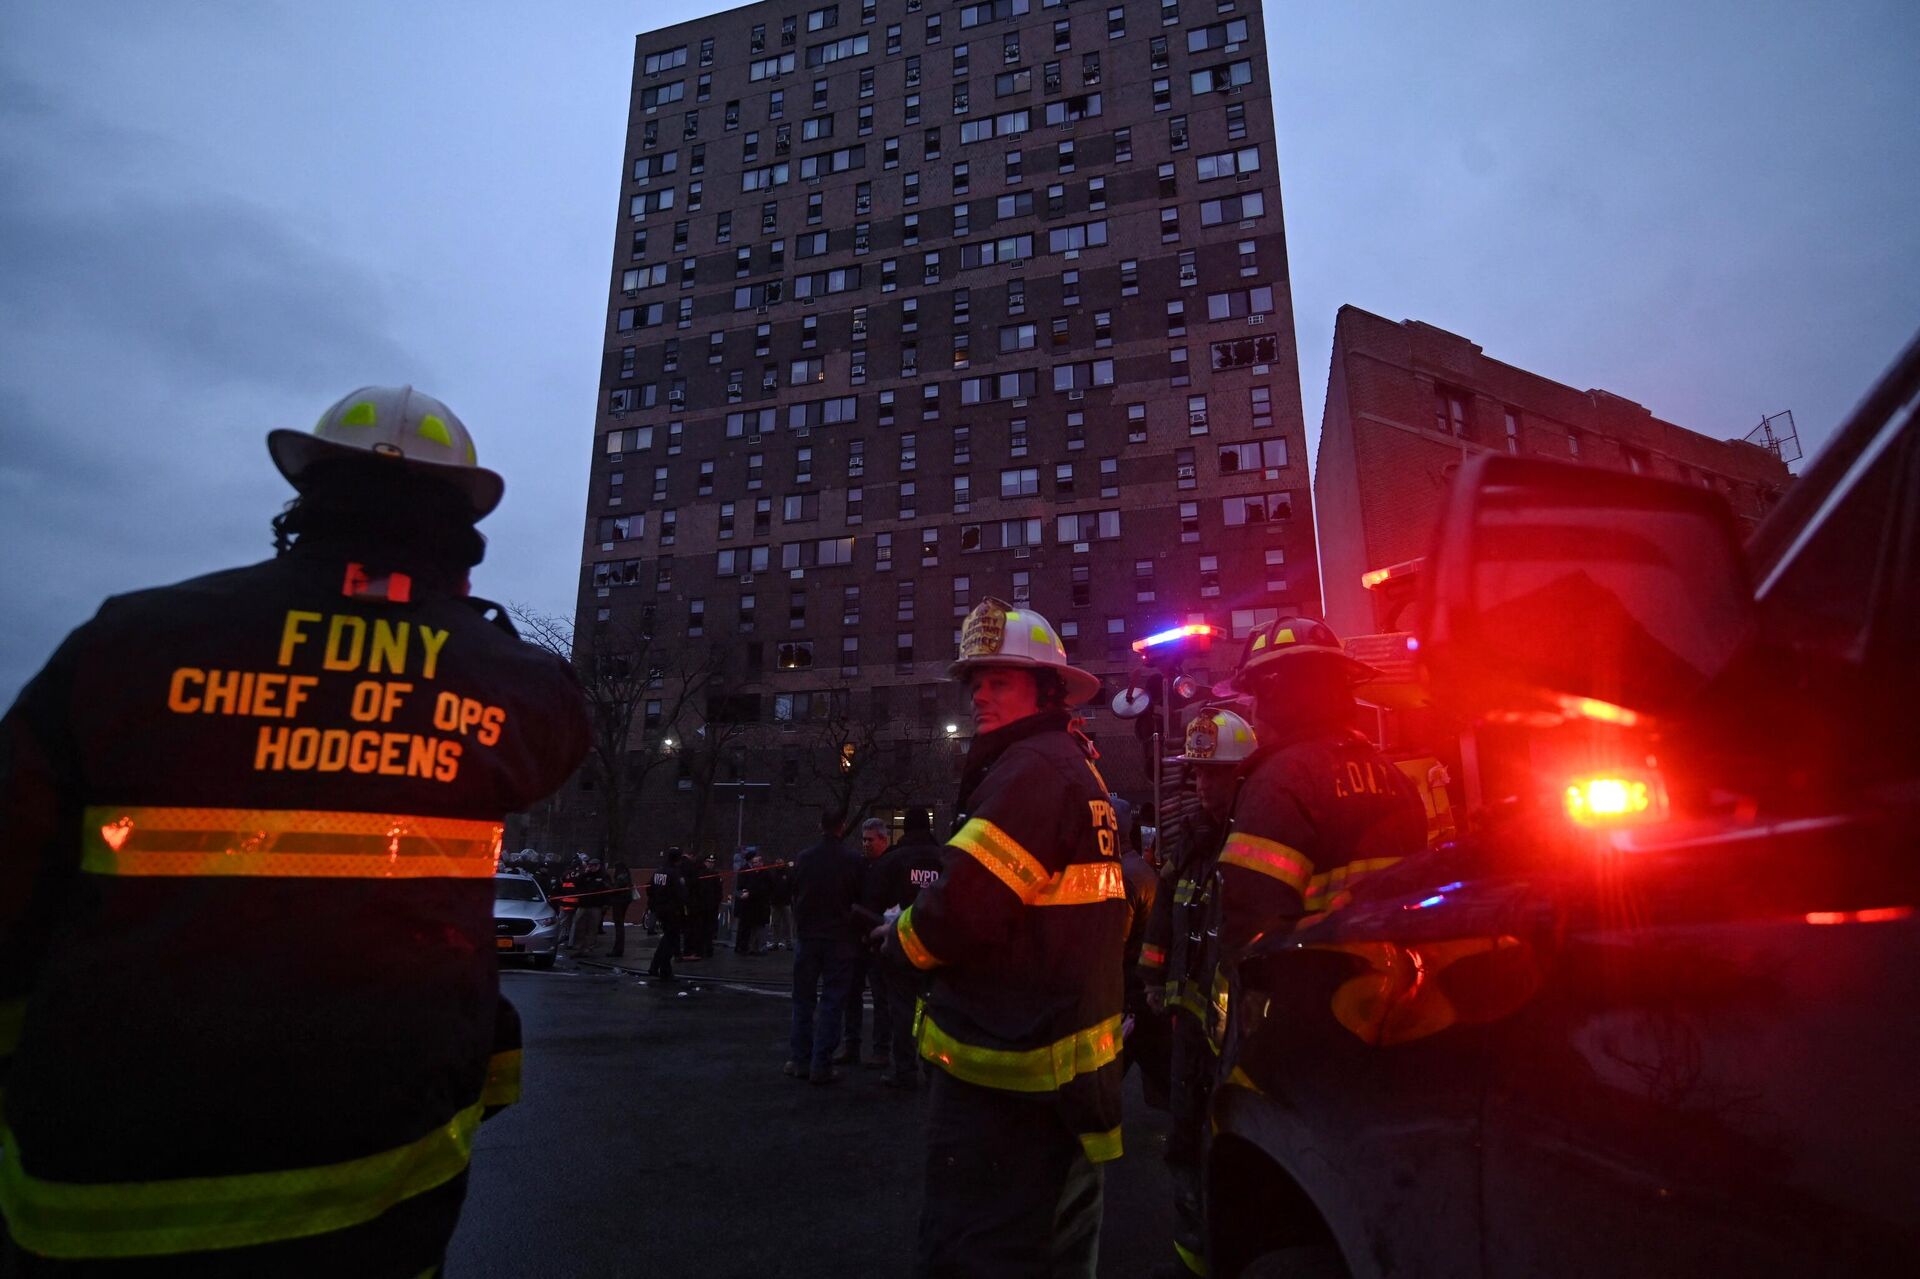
1417,456,1754,723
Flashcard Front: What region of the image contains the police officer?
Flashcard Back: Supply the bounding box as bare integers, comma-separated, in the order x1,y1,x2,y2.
880,597,1129,1278
866,806,944,1086
1214,617,1427,958
1138,706,1259,1277
647,847,690,983
0,386,589,1275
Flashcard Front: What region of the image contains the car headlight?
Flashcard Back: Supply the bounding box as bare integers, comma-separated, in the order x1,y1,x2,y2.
535,913,559,929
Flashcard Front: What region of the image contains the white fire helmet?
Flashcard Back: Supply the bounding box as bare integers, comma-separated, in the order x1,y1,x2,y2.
268,385,505,518
1176,706,1258,765
947,597,1102,705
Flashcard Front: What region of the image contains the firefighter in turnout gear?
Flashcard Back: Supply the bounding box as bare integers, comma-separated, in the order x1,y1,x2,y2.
1139,707,1258,1277
1214,617,1427,960
0,386,590,1275
881,598,1130,1279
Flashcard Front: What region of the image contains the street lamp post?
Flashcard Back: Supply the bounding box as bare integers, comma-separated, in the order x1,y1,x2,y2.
711,780,772,853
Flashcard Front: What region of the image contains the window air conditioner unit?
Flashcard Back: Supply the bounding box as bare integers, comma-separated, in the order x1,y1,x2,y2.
1015,546,1032,559
740,573,755,585
1068,389,1085,400
1248,314,1265,325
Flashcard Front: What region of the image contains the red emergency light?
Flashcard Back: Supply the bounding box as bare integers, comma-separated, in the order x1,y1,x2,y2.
1131,623,1217,655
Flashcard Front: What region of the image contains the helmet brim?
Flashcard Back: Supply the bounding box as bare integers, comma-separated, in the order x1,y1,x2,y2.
1218,650,1383,697
268,429,505,519
947,655,1103,706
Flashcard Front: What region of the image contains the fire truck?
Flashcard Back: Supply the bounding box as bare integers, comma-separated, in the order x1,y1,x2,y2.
1204,333,1920,1277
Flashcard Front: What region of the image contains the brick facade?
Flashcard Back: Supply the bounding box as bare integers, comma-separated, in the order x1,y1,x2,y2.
1315,304,1794,640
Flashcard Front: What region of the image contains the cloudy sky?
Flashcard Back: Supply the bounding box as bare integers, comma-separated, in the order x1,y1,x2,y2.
3,1,1915,703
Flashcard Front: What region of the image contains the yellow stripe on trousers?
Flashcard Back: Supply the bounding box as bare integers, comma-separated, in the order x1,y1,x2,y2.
0,1102,483,1259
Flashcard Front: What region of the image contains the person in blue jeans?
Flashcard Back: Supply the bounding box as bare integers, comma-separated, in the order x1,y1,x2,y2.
785,810,863,1084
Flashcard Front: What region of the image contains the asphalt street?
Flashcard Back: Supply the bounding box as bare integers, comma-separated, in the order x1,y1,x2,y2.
448,933,1176,1278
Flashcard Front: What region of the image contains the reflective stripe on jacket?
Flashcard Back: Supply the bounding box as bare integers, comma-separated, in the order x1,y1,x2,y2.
887,712,1130,1162
0,549,589,1264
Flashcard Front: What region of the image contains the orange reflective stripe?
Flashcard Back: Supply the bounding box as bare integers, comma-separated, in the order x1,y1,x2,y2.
1030,860,1125,907
948,818,1051,899
1139,943,1167,969
81,807,502,880
896,904,943,971
1218,834,1313,894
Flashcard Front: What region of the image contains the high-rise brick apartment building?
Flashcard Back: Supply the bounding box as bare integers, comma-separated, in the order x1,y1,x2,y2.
1314,304,1795,644
573,0,1311,855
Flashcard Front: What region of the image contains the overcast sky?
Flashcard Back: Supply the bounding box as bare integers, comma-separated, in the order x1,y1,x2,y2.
3,1,1915,703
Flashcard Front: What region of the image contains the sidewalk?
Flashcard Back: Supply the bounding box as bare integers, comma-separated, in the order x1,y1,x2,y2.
566,921,798,986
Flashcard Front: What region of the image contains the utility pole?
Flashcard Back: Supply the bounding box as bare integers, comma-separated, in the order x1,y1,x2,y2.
711,780,772,854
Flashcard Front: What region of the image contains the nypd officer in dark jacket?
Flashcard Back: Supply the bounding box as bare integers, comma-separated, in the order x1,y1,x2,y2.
866,806,945,1085
880,598,1129,1278
0,386,590,1275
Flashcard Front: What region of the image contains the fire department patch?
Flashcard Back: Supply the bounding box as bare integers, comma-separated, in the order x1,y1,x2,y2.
1185,714,1219,760
960,598,1008,658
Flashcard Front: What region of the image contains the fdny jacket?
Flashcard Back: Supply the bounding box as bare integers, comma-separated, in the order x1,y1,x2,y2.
1216,726,1427,959
0,547,589,1271
883,711,1130,1163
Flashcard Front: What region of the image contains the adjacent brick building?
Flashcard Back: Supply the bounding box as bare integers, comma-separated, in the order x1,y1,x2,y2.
567,0,1314,856
1314,304,1795,643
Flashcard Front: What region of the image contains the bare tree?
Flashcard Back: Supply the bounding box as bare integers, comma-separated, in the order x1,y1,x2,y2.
513,607,720,863
778,685,958,824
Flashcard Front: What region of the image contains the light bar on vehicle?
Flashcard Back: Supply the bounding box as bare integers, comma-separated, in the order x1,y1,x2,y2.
1131,623,1218,654
1563,773,1666,826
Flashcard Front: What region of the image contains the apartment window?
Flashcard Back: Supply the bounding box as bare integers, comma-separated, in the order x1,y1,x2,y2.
846,486,864,523
1219,438,1289,475
1188,394,1209,433
1191,59,1254,96
920,527,939,566
1568,432,1582,460
718,501,735,539
905,171,922,203
748,456,765,492
1166,299,1187,337
954,160,972,194
1000,466,1039,497
1133,559,1156,603
1054,462,1075,494
1226,101,1248,140
952,426,972,464
1099,457,1119,498
1200,190,1266,226
1169,114,1188,148
1056,140,1077,173
770,88,786,116
1127,402,1148,443
1197,145,1261,182
876,532,893,570
1250,385,1274,429
1160,206,1181,242
898,482,917,519
1000,322,1038,352
697,459,715,496
1062,270,1080,306
1179,500,1200,541
1053,18,1072,50
952,473,972,513
1264,547,1288,592
1007,277,1026,314
1012,570,1031,603
1221,492,1292,526
1005,148,1023,183
895,632,915,673
1050,317,1070,349
1205,286,1275,320
1057,510,1121,543
1434,386,1468,436
1504,408,1522,454
779,641,815,671
895,579,916,622
814,77,830,109
1107,6,1126,38
886,22,903,53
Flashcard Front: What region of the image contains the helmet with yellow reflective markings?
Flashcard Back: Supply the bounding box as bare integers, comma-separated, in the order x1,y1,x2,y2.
947,596,1102,705
1218,615,1379,696
268,385,504,518
1176,706,1258,765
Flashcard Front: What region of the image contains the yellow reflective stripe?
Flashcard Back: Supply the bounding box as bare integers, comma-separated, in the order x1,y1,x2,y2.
82,807,503,880
0,997,22,1057
919,1013,1122,1093
1078,1126,1123,1164
1302,855,1404,910
1218,834,1313,895
1224,1065,1264,1095
1175,1240,1210,1275
949,818,1050,899
1173,879,1197,904
0,1102,482,1259
482,1050,521,1108
1031,860,1125,907
896,904,943,971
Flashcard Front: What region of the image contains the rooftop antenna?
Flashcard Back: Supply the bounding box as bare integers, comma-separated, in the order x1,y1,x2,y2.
1744,409,1802,469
